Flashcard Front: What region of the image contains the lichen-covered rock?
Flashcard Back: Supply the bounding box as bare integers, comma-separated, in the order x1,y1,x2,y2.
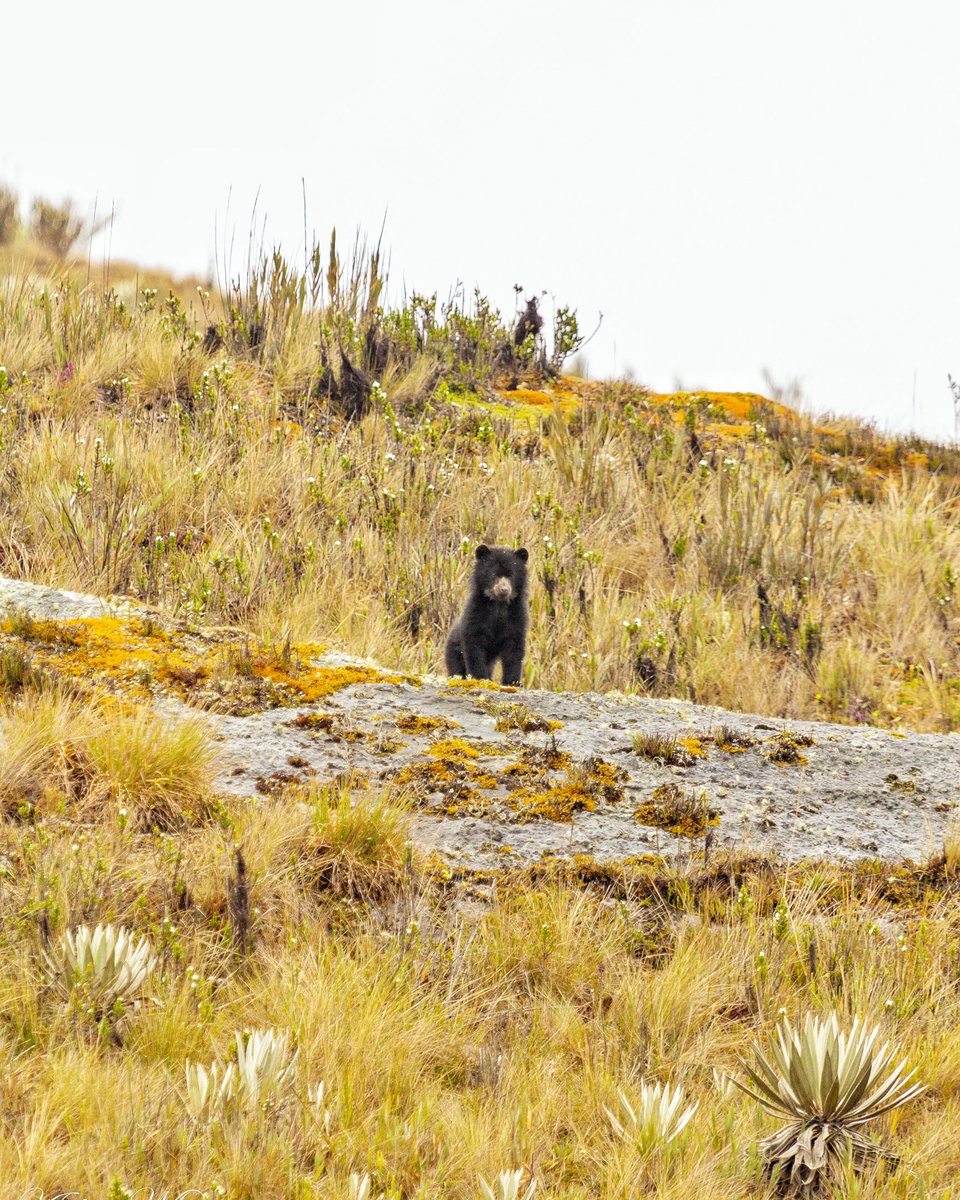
3,574,959,872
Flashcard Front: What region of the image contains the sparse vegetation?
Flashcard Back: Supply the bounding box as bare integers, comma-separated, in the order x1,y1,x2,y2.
632,731,697,765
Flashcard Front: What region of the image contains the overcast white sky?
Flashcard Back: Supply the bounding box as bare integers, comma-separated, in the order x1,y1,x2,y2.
3,0,959,438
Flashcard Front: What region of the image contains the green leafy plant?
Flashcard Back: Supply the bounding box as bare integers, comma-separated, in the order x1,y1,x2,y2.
604,1082,697,1153
734,1012,927,1195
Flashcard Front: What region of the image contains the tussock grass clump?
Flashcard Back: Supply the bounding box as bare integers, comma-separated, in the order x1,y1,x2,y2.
0,686,97,815
0,688,220,827
294,782,414,903
85,706,221,829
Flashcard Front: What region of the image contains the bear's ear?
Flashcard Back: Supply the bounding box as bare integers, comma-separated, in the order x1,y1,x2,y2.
516,547,529,562
475,544,490,559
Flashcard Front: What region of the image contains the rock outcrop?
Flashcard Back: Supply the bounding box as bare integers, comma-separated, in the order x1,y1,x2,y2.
2,574,957,869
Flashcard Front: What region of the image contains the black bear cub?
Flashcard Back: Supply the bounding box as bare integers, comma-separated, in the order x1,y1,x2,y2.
444,544,529,686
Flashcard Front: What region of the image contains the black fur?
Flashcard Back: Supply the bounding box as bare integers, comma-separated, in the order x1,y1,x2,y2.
444,544,529,686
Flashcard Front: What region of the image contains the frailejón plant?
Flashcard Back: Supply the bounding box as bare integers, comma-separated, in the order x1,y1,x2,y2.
604,1082,698,1153
734,1012,927,1195
478,1168,536,1200
45,923,156,1011
235,1026,298,1111
183,1060,236,1123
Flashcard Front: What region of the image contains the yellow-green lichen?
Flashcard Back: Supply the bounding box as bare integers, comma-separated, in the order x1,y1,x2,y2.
1,614,408,712
485,700,563,733
634,783,718,837
442,678,518,693
395,713,462,734
507,755,626,823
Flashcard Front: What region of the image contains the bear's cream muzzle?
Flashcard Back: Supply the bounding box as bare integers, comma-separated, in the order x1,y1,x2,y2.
484,577,514,602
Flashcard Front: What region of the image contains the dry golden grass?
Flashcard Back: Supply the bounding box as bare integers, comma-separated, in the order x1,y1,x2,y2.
0,687,220,826
0,764,958,1197
2,336,960,729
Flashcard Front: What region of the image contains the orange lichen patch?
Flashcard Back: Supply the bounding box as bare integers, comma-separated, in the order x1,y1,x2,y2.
498,385,580,410
1,615,177,697
635,783,718,837
396,734,507,816
427,737,482,762
647,391,788,422
678,736,708,760
487,377,584,423
247,655,403,702
507,754,626,823
442,678,517,693
395,713,462,734
429,736,507,758
508,783,597,823
2,614,407,710
394,758,496,817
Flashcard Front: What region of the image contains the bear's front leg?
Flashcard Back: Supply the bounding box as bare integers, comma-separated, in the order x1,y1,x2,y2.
462,645,493,680
499,645,525,687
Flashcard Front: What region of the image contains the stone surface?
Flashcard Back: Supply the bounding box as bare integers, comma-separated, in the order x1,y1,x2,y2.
3,574,959,870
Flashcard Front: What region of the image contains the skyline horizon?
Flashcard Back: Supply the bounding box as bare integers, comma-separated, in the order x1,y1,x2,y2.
3,0,958,443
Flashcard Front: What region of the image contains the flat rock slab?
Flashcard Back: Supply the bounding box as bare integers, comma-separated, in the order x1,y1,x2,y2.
3,575,959,869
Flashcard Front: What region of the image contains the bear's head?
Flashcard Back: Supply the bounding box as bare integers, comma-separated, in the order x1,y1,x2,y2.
474,544,529,603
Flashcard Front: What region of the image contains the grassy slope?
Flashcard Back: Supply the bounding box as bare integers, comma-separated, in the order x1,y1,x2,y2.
2,241,960,1197
2,243,960,730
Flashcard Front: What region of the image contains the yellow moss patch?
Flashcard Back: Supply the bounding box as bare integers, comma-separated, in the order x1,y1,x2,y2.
395,713,462,734
635,783,718,838
2,614,408,711
442,678,517,693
